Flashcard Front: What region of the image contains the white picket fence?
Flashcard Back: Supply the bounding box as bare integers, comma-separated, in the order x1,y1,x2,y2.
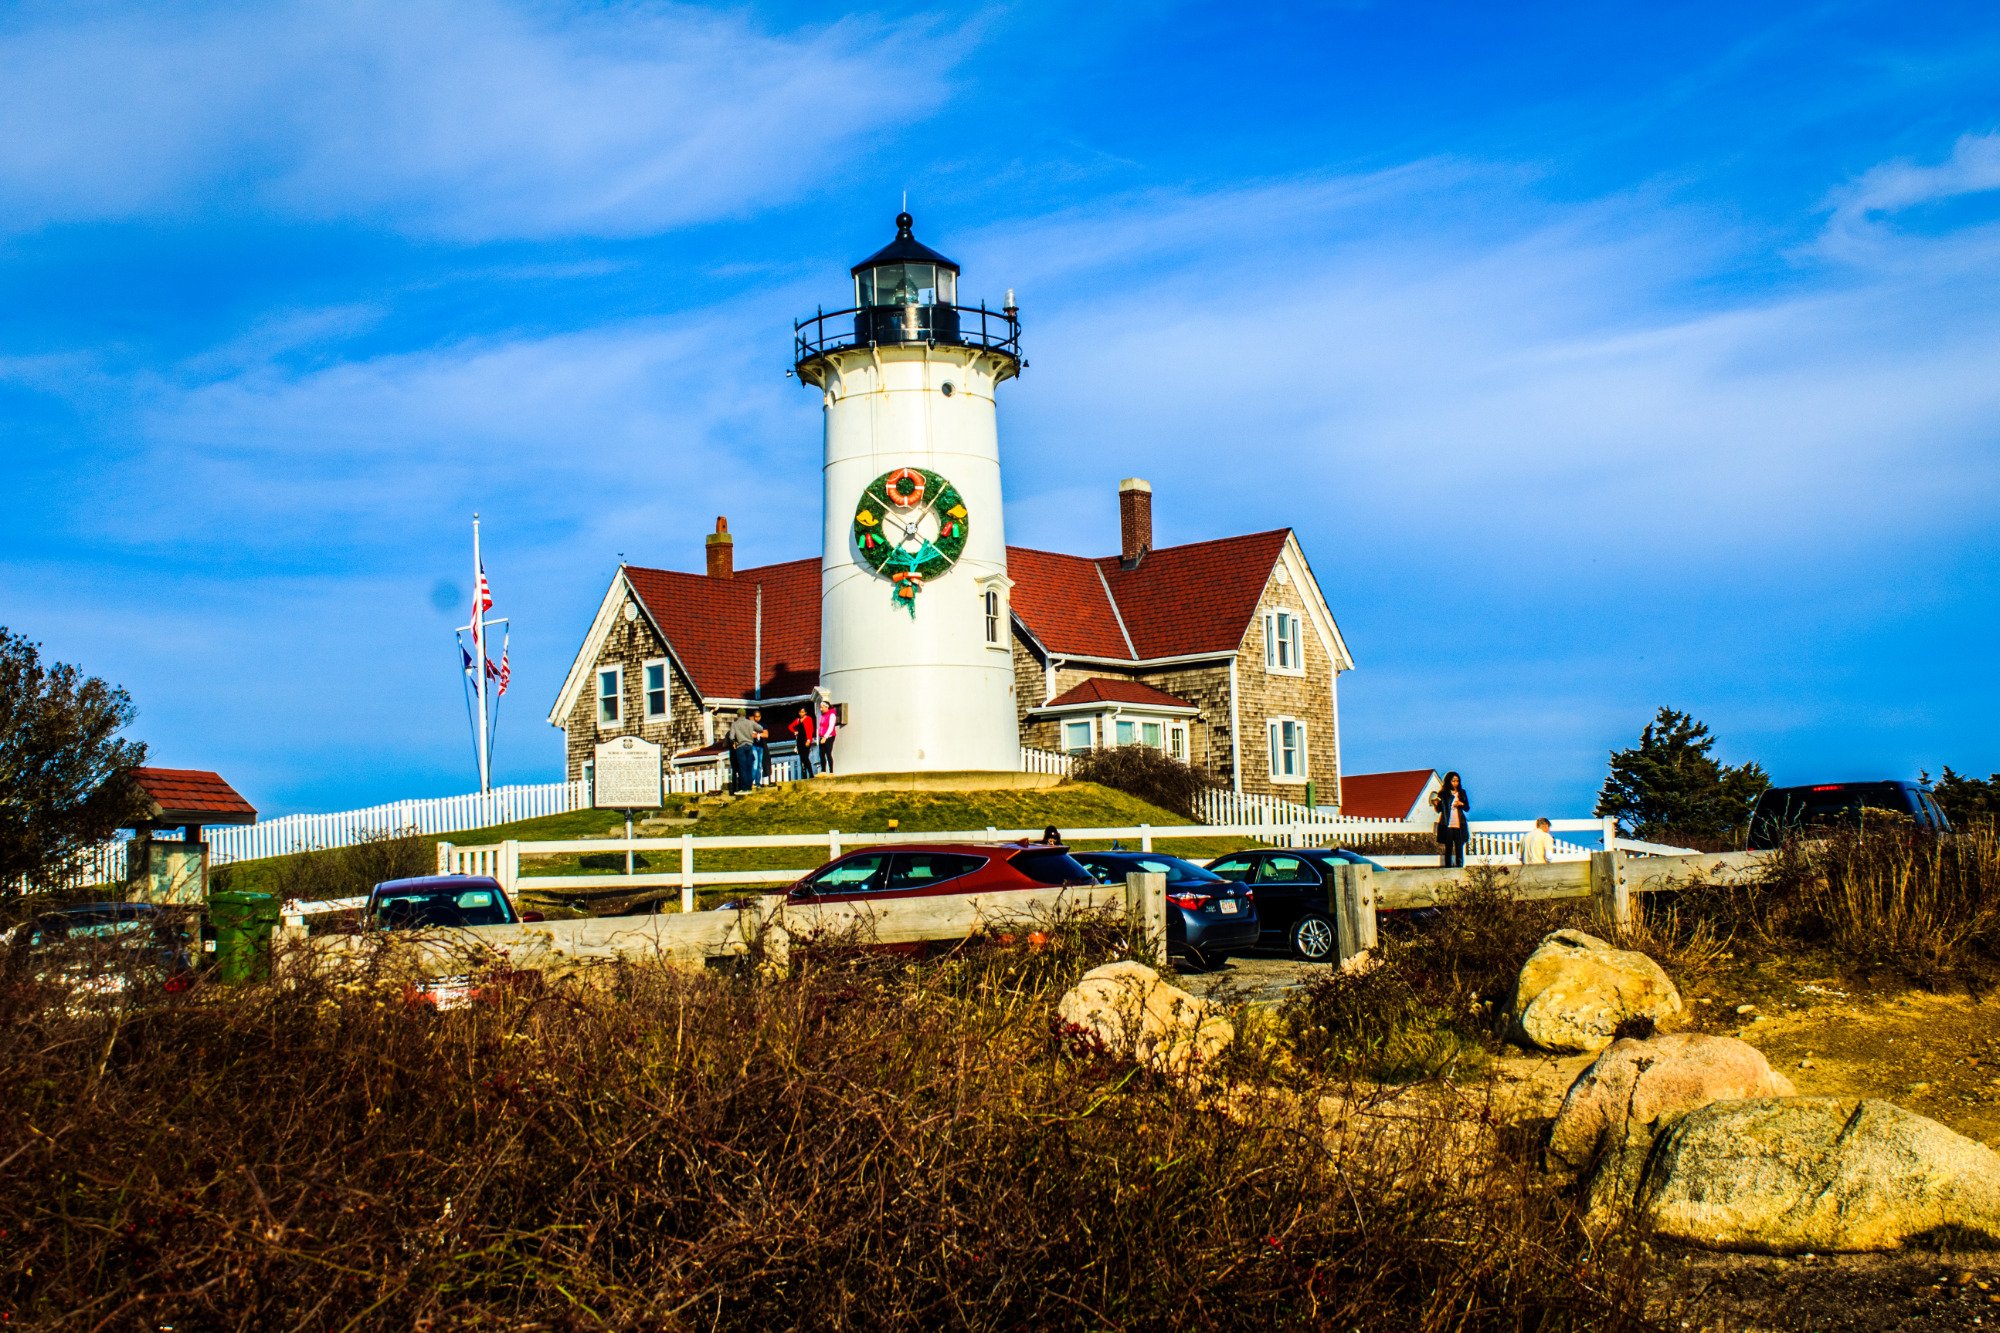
1195,787,1603,862
1020,746,1076,776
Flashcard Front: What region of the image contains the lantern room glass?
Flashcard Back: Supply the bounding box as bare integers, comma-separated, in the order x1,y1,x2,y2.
857,263,956,309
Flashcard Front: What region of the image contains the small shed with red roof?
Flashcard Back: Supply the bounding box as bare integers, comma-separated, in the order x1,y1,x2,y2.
123,767,258,905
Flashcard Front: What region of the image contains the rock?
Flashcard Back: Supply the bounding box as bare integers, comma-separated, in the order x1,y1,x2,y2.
1510,928,1681,1054
1549,1033,1795,1220
1056,960,1233,1076
1640,1097,2000,1253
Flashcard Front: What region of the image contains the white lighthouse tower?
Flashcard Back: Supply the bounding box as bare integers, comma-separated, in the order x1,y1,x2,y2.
795,213,1022,774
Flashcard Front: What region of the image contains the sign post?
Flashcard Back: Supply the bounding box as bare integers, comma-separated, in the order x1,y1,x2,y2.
593,736,664,880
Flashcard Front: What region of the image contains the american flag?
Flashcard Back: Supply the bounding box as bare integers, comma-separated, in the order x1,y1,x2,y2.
470,563,494,647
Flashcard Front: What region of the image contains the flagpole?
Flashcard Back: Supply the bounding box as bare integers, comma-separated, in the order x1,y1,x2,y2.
473,513,491,794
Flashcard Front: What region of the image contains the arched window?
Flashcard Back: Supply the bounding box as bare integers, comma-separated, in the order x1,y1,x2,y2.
984,588,1001,645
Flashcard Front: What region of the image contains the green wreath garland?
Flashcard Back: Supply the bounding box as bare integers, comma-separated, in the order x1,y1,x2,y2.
852,466,970,617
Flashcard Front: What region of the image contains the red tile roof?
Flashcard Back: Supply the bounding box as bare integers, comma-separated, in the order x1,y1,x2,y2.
620,529,1291,700
626,558,820,701
1040,678,1197,711
1338,769,1438,821
130,768,257,823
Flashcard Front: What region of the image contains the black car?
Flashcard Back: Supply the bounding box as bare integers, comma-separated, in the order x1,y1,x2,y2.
1747,782,1950,849
1072,852,1259,969
1202,849,1383,962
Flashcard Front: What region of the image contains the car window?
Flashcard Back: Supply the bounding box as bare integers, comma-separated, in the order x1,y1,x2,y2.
888,852,986,891
1207,856,1257,880
374,888,515,928
1076,858,1125,885
1009,849,1094,885
1257,856,1319,885
803,853,891,895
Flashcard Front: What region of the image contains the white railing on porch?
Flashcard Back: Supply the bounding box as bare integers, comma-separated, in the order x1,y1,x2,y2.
1020,746,1076,776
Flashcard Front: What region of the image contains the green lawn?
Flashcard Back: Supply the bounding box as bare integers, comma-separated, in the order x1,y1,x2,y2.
207,780,1259,909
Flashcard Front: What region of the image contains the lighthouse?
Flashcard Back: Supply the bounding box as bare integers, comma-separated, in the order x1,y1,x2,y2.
794,213,1022,774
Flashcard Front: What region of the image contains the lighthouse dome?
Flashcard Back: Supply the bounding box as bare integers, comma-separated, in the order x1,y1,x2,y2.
852,212,958,309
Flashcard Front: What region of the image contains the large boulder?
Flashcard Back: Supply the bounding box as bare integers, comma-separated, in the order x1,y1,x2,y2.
1549,1033,1795,1220
1510,928,1680,1054
1057,960,1234,1076
1640,1097,2000,1253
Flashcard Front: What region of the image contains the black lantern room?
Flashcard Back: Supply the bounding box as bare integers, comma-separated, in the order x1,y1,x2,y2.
794,212,1020,374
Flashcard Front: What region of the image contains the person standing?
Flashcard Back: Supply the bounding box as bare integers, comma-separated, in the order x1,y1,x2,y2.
726,710,760,794
1520,817,1555,865
1432,772,1471,868
748,709,770,787
817,704,839,775
788,706,818,778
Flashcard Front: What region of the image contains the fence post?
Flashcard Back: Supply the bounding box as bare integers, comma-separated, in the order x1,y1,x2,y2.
1601,815,1620,854
1590,850,1632,930
436,841,454,874
1123,871,1167,968
1140,823,1152,852
1333,864,1378,964
680,833,695,913
500,840,519,895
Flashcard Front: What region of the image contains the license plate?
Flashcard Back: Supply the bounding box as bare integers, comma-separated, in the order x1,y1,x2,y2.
1219,900,1239,915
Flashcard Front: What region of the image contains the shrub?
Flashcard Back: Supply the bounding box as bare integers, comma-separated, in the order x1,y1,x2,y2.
1071,745,1215,821
216,827,432,908
0,938,1658,1330
1669,826,2000,988
1282,962,1479,1083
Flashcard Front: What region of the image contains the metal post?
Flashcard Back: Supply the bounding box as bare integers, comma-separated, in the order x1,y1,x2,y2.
472,514,491,794
625,811,635,877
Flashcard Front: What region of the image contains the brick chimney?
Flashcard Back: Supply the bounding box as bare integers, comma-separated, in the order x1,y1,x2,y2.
705,516,734,579
1118,477,1152,568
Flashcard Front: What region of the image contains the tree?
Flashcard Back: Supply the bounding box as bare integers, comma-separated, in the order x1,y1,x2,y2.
1927,766,2000,830
0,629,149,892
1594,707,1768,848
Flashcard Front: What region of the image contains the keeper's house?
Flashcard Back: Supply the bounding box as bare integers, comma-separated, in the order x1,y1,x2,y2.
547,478,1353,800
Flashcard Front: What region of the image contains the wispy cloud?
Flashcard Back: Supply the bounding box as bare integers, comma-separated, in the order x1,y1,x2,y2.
0,0,953,240
1819,130,2000,262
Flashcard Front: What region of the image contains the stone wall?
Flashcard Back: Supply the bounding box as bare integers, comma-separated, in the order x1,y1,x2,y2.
1230,568,1339,799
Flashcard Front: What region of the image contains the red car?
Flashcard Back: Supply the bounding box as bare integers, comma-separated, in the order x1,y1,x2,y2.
785,842,1096,903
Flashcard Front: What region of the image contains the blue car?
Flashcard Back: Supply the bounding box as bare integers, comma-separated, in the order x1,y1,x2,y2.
1072,852,1260,970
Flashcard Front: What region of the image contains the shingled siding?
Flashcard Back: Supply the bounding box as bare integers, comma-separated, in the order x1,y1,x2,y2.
1233,568,1339,799
563,616,708,782
1008,647,1238,788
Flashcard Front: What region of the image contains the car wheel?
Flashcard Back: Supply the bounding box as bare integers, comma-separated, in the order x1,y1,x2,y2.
1291,913,1335,962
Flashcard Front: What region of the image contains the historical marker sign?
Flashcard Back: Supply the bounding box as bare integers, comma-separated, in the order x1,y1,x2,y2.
593,735,663,810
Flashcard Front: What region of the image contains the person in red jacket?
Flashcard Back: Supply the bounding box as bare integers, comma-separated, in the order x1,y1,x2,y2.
787,706,819,778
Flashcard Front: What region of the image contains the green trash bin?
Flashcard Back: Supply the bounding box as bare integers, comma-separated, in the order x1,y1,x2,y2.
210,889,280,985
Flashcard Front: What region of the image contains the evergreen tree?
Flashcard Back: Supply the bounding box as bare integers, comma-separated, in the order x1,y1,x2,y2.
1927,766,2000,829
0,628,149,892
1594,707,1768,847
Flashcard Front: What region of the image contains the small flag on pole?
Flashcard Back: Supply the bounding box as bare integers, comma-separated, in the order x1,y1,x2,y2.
460,644,475,675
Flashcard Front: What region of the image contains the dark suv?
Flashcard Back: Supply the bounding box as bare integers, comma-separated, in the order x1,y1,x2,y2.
1203,848,1382,962
1746,782,1950,850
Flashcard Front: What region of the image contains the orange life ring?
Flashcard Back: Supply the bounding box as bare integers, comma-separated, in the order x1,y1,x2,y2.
884,468,926,507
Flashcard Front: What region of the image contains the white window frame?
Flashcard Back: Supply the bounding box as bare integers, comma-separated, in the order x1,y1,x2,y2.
581,759,596,800
641,658,669,721
1264,610,1305,676
1062,718,1096,754
597,664,624,727
1168,723,1189,762
983,588,1002,646
1267,716,1308,783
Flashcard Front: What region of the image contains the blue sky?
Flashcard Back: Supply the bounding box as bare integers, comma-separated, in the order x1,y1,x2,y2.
2,0,1996,818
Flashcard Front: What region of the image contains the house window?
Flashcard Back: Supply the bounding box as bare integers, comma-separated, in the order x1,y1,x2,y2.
642,659,669,720
984,589,1001,645
1169,724,1189,762
1114,718,1136,746
1140,720,1163,749
1267,717,1307,782
1265,611,1304,675
597,666,622,726
581,760,595,800
1063,719,1094,754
